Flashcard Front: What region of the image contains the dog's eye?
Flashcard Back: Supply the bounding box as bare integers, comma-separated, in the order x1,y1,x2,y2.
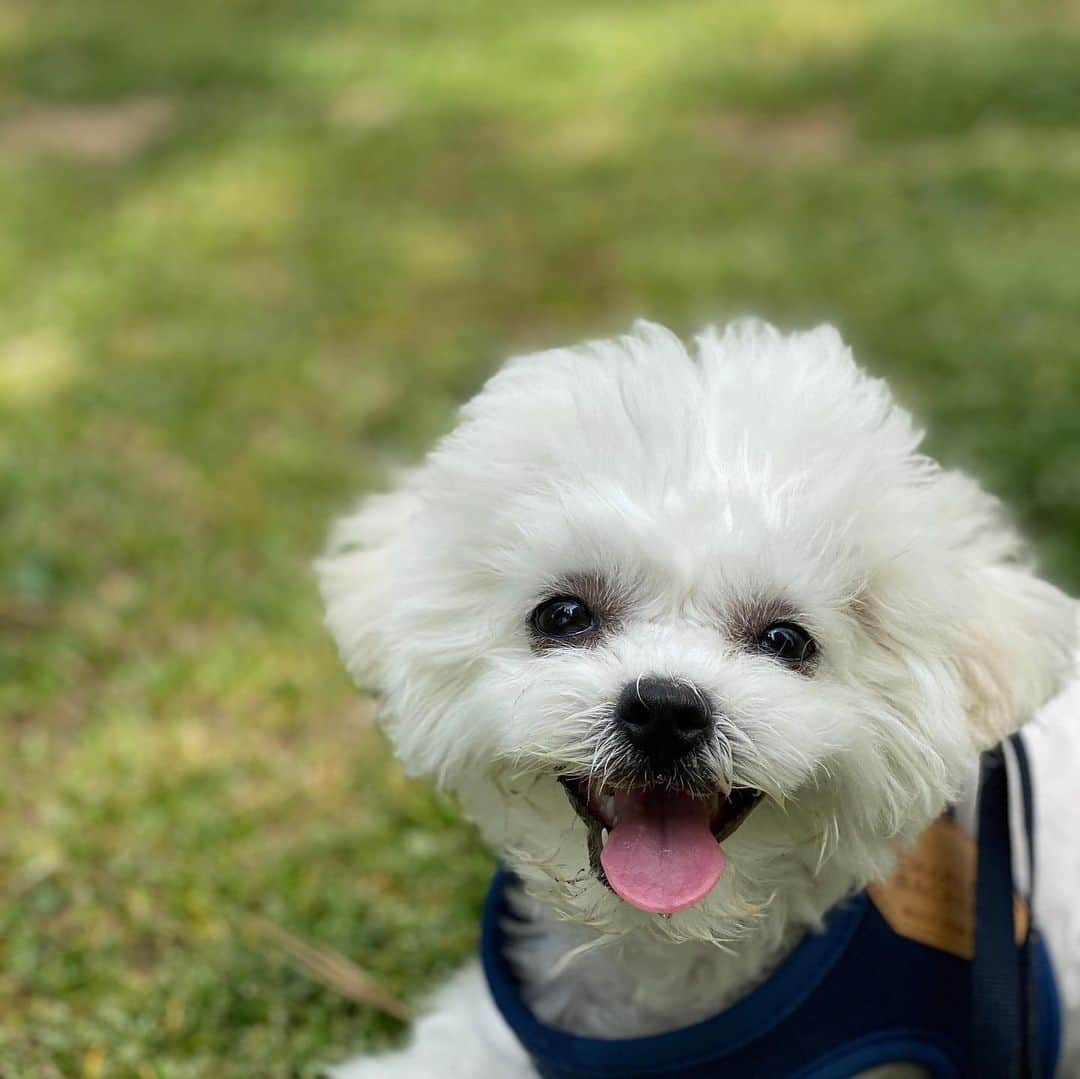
757,622,817,668
532,596,595,640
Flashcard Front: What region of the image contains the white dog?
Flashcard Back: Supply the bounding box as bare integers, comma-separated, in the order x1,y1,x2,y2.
318,320,1079,1078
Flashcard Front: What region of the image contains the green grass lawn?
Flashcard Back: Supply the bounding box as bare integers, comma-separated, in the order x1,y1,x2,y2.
2,1,1078,1074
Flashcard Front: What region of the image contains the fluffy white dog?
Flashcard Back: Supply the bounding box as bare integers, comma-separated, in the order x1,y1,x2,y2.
318,320,1079,1078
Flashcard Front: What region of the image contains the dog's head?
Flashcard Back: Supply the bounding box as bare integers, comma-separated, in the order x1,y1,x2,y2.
319,320,1075,941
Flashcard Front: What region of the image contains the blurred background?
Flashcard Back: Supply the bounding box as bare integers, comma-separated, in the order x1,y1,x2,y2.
2,1,1079,1075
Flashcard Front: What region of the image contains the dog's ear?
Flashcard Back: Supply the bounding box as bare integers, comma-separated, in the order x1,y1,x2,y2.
949,551,1076,750
316,474,421,689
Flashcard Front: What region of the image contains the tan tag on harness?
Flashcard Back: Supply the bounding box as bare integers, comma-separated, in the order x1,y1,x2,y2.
866,817,1028,960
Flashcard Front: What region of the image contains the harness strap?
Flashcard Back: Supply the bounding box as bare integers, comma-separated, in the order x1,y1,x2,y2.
1011,733,1040,1079
972,733,1038,1079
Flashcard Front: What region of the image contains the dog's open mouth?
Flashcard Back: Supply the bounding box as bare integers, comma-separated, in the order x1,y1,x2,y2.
559,778,762,915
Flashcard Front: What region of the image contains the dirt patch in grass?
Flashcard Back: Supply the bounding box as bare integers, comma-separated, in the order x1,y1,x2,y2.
695,107,852,162
0,97,175,162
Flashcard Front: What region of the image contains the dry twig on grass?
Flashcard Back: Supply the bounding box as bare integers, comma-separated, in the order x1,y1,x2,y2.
247,913,413,1023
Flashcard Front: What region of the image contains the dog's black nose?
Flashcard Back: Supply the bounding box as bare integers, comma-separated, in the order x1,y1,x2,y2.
614,678,713,763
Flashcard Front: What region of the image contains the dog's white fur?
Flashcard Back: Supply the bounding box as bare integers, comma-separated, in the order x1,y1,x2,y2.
318,320,1079,1077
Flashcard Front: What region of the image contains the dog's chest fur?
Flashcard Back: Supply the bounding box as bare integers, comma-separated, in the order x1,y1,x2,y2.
502,886,929,1079
504,873,839,1037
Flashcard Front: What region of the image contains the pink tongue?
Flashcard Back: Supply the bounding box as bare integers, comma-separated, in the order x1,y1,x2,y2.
600,789,727,915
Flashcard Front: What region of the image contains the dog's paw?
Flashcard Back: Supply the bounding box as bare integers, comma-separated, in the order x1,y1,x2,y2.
325,1054,434,1079
324,1056,393,1079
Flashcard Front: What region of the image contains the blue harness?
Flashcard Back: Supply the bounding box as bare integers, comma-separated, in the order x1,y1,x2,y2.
481,737,1061,1078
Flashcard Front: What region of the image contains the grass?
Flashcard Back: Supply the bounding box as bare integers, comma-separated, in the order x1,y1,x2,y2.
2,1,1078,1074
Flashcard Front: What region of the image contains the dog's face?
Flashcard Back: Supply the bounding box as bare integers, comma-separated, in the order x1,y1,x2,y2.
320,321,1075,941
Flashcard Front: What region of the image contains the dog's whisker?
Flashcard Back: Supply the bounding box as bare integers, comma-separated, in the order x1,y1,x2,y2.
544,933,624,982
